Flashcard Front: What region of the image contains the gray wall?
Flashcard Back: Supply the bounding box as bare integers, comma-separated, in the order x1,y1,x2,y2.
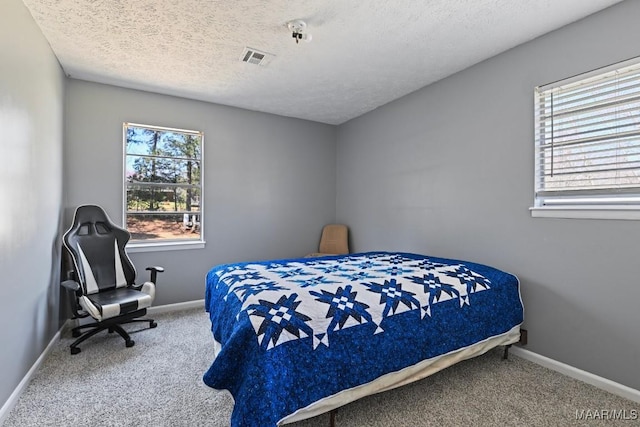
0,0,65,414
64,80,336,305
336,0,640,390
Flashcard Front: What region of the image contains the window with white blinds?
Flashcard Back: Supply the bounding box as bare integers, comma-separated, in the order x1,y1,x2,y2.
534,58,640,217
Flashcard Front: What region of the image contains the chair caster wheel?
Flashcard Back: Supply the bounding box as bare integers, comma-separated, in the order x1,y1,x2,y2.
150,321,157,328
126,340,135,348
72,330,81,338
71,347,81,355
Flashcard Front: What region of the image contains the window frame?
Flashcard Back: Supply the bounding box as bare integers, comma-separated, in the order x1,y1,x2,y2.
122,122,205,251
531,56,640,220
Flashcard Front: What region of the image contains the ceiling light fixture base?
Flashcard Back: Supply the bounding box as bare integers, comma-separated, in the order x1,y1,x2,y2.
287,19,312,44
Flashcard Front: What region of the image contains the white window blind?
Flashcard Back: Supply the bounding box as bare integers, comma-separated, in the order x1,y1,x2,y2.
534,58,640,209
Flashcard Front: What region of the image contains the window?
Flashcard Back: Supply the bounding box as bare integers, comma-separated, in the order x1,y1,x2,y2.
124,123,204,248
532,58,640,220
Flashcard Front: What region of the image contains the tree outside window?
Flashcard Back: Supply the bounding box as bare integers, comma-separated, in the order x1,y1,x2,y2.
124,123,203,243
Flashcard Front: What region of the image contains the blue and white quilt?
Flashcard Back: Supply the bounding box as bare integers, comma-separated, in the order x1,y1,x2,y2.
203,252,523,426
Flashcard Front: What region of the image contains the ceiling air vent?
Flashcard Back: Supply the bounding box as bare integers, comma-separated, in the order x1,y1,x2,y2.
240,47,274,66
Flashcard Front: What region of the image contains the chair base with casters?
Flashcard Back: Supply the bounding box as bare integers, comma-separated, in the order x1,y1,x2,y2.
68,309,157,355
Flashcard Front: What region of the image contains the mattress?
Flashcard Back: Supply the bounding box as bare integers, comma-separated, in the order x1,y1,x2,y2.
203,251,524,426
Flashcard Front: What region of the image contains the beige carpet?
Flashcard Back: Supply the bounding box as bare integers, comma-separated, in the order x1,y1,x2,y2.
5,308,638,426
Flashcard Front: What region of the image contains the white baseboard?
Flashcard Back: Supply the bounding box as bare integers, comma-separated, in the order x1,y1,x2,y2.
0,321,69,425
511,347,640,403
147,299,204,315
0,299,204,425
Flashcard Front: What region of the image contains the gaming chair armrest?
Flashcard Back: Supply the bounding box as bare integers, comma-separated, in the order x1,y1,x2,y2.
145,266,165,284
61,279,82,297
61,279,89,319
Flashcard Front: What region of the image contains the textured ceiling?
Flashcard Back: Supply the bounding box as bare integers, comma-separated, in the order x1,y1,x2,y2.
22,0,622,124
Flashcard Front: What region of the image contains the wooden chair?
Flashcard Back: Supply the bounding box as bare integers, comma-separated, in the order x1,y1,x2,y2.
306,224,349,257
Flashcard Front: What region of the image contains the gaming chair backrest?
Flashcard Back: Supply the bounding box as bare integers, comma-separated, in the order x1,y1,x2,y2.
63,205,136,295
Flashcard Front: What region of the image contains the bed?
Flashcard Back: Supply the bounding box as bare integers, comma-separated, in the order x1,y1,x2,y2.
203,251,524,426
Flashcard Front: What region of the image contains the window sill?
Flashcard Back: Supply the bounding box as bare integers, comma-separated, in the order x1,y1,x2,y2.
126,240,206,253
530,206,640,220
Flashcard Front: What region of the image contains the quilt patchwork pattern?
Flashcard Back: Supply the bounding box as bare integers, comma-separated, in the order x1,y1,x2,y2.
213,253,491,350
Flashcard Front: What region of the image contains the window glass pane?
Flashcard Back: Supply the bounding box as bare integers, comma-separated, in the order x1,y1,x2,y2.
124,123,203,243
126,126,201,159
126,185,201,213
126,156,201,185
127,213,201,241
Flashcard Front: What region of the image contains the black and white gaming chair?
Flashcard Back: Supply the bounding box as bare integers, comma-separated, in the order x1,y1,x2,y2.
61,205,163,354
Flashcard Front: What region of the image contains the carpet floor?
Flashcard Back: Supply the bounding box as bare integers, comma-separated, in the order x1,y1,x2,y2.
4,308,638,426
